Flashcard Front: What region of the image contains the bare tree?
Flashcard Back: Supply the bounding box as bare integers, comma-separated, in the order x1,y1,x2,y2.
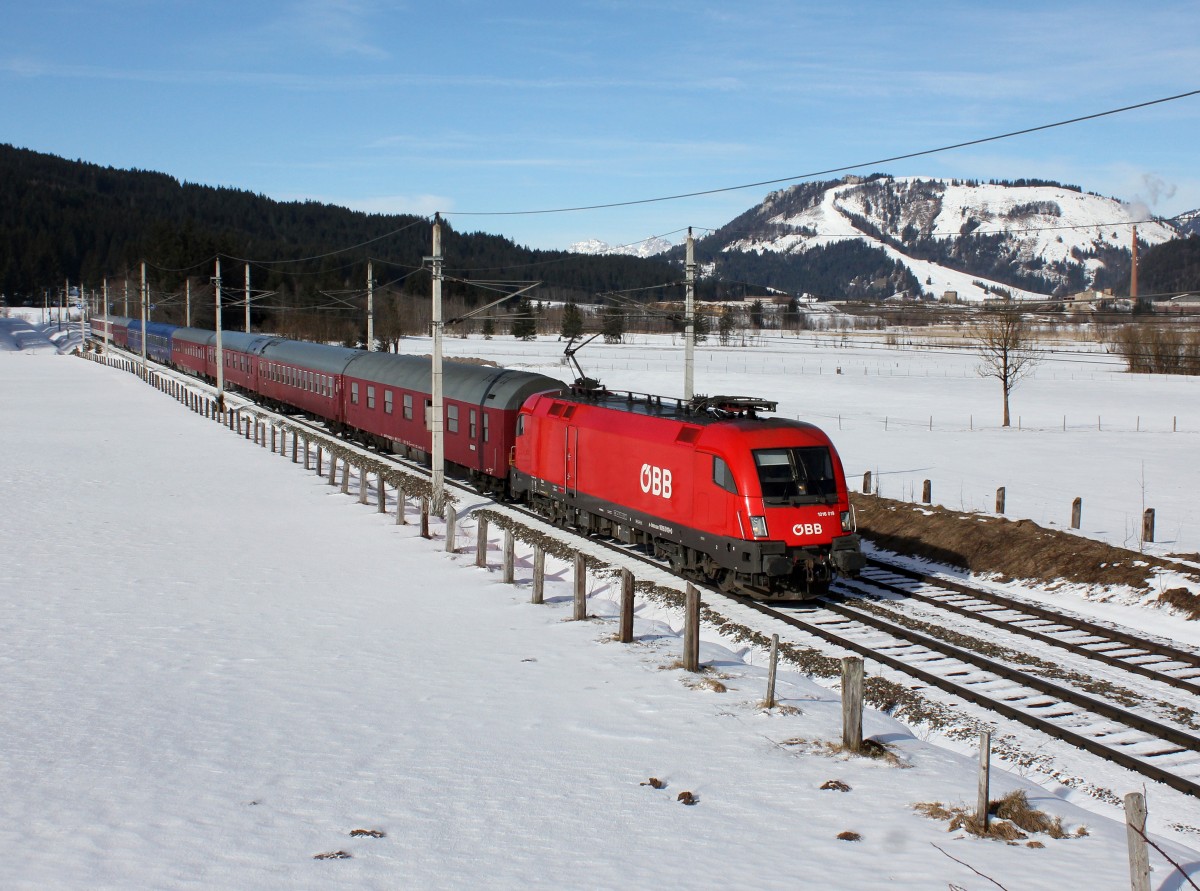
969,300,1039,427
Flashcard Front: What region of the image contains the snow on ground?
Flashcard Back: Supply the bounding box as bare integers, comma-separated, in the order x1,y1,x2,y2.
3,347,1200,888
432,329,1200,562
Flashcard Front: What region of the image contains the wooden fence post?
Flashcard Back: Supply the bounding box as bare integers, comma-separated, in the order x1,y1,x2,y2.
395,484,407,525
303,438,310,470
683,584,700,671
271,425,277,453
841,656,864,753
420,497,431,538
1071,497,1082,530
995,487,1005,514
922,479,932,504
316,445,323,476
1125,792,1151,891
765,633,779,708
328,454,338,486
341,462,350,494
977,730,991,831
502,529,515,584
445,506,457,553
532,547,545,604
291,431,299,464
573,553,587,620
475,515,489,568
1142,508,1155,544
862,470,872,494
619,568,634,643
359,466,369,504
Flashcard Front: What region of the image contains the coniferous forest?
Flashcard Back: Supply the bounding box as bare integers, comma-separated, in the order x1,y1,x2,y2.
3,143,1196,342
0,143,690,338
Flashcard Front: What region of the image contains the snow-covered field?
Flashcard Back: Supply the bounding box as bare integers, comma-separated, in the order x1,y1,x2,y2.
4,320,1200,889
432,328,1200,561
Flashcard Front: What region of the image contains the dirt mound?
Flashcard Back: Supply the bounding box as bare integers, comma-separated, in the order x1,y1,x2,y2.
850,493,1195,592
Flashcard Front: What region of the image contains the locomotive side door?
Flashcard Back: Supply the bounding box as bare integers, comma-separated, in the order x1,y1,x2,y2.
564,425,579,497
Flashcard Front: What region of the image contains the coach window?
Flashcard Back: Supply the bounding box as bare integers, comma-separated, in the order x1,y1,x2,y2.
447,404,459,434
351,382,359,404
713,456,739,494
482,412,490,443
469,409,477,438
403,394,413,420
367,386,376,409
384,390,394,414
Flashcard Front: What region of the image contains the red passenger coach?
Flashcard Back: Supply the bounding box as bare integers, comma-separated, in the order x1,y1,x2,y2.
512,388,864,598
340,352,562,492
170,327,214,377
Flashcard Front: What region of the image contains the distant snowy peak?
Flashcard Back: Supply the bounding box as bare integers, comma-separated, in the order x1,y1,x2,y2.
568,235,674,258
715,175,1187,301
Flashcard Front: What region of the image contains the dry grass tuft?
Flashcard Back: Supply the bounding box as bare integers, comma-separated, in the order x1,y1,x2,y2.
914,792,1083,843
993,790,1068,838
1159,587,1200,620
837,831,862,842
313,850,352,860
759,702,803,715
677,791,698,805
821,780,852,792
640,777,665,789
349,829,385,838
780,736,906,766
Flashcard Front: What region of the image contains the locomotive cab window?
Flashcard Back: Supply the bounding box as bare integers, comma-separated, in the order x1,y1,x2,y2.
753,447,836,504
712,456,738,494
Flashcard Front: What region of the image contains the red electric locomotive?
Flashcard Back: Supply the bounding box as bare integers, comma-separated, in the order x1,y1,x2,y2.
511,386,864,598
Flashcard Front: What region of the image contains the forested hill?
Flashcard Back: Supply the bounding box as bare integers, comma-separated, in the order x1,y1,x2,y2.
0,143,679,307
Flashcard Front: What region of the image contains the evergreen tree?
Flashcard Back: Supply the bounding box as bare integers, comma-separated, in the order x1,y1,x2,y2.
693,310,710,344
482,316,495,340
560,301,584,339
718,305,736,344
602,305,625,343
511,298,537,340
749,300,764,330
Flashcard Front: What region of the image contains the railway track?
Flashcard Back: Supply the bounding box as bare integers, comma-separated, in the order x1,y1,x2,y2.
731,587,1200,799
95,345,1200,800
859,558,1200,696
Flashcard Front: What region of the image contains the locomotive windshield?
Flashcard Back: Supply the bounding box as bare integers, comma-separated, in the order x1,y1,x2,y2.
753,447,837,504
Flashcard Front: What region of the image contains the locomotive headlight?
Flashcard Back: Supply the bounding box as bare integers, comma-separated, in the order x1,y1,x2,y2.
749,515,768,538
840,507,856,533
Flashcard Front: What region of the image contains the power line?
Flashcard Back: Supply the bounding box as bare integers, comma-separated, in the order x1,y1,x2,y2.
442,89,1200,217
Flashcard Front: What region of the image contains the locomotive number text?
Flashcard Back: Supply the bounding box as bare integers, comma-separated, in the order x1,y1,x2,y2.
792,523,824,537
639,464,673,498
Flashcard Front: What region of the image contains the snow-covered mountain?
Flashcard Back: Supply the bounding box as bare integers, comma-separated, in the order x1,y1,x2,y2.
568,235,674,258
700,176,1187,302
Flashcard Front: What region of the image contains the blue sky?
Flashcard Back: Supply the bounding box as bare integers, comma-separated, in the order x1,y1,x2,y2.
3,1,1199,251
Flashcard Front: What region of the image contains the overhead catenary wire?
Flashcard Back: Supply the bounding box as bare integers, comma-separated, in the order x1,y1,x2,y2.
127,89,1199,301
442,90,1200,217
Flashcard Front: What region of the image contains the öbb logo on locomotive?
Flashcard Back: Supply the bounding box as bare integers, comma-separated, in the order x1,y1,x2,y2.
639,464,673,498
792,523,823,537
